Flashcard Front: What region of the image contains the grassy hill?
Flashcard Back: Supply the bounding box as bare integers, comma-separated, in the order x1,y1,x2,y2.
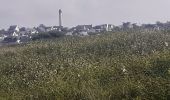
0,31,169,100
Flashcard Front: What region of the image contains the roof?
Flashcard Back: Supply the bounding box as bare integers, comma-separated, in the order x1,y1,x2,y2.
8,25,18,31
20,27,26,31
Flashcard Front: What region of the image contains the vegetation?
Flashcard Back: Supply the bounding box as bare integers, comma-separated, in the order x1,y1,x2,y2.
3,36,18,43
0,30,169,100
32,31,65,41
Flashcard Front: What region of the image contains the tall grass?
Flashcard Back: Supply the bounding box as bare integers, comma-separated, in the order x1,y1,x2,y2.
0,31,169,100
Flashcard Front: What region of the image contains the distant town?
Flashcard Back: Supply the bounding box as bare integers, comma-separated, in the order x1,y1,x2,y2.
1,9,170,45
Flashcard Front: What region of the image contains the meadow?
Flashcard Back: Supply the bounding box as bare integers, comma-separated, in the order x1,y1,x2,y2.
0,30,169,100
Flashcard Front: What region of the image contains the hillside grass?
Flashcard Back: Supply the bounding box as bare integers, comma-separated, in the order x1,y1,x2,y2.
0,31,170,100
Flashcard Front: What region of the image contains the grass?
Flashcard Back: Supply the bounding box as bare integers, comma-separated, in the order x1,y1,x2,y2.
0,31,169,100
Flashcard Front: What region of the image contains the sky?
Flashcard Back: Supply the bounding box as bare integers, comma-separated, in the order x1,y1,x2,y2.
0,0,170,29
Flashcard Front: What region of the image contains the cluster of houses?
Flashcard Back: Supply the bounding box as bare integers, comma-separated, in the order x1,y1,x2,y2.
1,21,170,44
0,24,115,44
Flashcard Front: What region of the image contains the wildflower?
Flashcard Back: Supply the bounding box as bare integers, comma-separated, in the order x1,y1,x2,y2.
121,64,127,74
78,74,81,77
165,42,168,47
122,66,127,73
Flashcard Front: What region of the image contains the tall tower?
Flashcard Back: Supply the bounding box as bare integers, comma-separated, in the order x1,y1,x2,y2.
59,9,62,27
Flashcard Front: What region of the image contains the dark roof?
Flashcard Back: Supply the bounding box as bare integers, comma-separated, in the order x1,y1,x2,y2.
93,25,102,29
20,27,26,31
8,25,18,31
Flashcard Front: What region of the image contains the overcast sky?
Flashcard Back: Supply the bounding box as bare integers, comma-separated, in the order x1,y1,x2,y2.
0,0,170,29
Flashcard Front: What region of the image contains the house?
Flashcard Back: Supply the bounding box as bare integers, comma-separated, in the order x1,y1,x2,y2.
18,35,31,43
75,25,93,31
122,22,133,29
87,29,96,33
2,36,18,43
46,27,53,32
19,27,27,36
93,25,102,32
45,26,65,32
26,28,38,34
7,25,20,36
107,24,115,31
51,26,62,31
37,24,47,32
68,25,93,35
93,24,114,32
8,25,20,32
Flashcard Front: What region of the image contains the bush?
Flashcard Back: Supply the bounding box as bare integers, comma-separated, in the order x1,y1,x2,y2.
49,31,65,38
32,31,65,41
3,36,18,43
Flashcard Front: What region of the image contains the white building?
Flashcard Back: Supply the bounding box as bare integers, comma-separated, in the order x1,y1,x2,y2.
93,24,114,32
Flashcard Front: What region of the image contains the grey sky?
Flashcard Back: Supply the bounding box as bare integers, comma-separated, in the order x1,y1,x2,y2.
0,0,170,29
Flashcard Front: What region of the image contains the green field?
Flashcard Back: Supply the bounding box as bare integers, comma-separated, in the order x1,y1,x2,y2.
0,31,169,100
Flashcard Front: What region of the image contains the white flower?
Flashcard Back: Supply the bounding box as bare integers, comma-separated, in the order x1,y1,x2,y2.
165,42,168,47
121,65,127,73
122,67,127,73
78,74,81,77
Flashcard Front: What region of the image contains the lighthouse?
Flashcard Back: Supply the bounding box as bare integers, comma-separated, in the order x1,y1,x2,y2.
59,9,62,27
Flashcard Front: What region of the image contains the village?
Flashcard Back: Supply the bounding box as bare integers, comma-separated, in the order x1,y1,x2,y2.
0,24,115,43
1,22,170,44
0,9,170,45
